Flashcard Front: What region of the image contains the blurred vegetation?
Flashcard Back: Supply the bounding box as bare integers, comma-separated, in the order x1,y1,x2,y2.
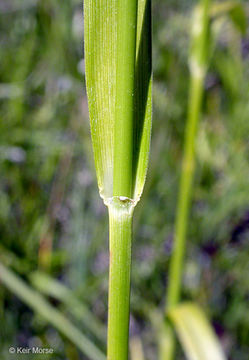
0,0,249,359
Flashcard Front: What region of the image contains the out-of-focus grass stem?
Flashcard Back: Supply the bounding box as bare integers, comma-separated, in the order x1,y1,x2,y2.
160,0,210,358
167,73,205,309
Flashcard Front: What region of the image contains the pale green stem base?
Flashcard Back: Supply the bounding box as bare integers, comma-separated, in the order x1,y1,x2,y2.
107,198,134,360
159,322,175,360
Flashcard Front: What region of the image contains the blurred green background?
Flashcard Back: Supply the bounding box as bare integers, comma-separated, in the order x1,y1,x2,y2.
0,0,249,359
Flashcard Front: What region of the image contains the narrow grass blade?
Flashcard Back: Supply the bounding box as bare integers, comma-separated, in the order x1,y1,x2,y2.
168,303,226,360
0,262,105,360
30,271,106,343
84,0,117,200
133,0,152,201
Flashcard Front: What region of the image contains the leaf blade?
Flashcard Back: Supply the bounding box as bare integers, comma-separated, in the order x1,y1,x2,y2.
84,0,152,204
84,0,116,199
133,0,152,201
168,303,226,360
0,262,105,360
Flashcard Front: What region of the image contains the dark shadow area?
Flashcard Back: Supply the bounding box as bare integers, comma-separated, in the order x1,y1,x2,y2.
132,0,152,196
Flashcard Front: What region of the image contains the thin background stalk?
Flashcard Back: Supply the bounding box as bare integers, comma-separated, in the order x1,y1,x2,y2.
160,0,210,358
166,73,206,309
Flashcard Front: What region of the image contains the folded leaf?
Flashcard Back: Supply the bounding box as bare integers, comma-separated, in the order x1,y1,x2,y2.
84,0,152,204
168,302,226,360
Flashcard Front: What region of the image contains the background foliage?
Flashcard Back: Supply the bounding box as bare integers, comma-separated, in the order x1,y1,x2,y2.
0,0,248,359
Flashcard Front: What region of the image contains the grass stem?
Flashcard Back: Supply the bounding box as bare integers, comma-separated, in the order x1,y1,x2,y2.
107,198,134,360
166,74,205,309
160,1,210,359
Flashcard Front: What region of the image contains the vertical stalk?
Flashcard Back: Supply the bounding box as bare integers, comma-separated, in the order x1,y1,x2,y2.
159,61,206,360
107,198,134,360
166,74,204,309
85,1,151,359
113,0,138,197
160,0,210,359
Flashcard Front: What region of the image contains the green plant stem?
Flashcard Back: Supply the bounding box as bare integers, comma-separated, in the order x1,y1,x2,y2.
159,74,205,360
161,1,210,358
107,198,134,360
0,262,105,360
167,74,204,309
113,0,138,197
